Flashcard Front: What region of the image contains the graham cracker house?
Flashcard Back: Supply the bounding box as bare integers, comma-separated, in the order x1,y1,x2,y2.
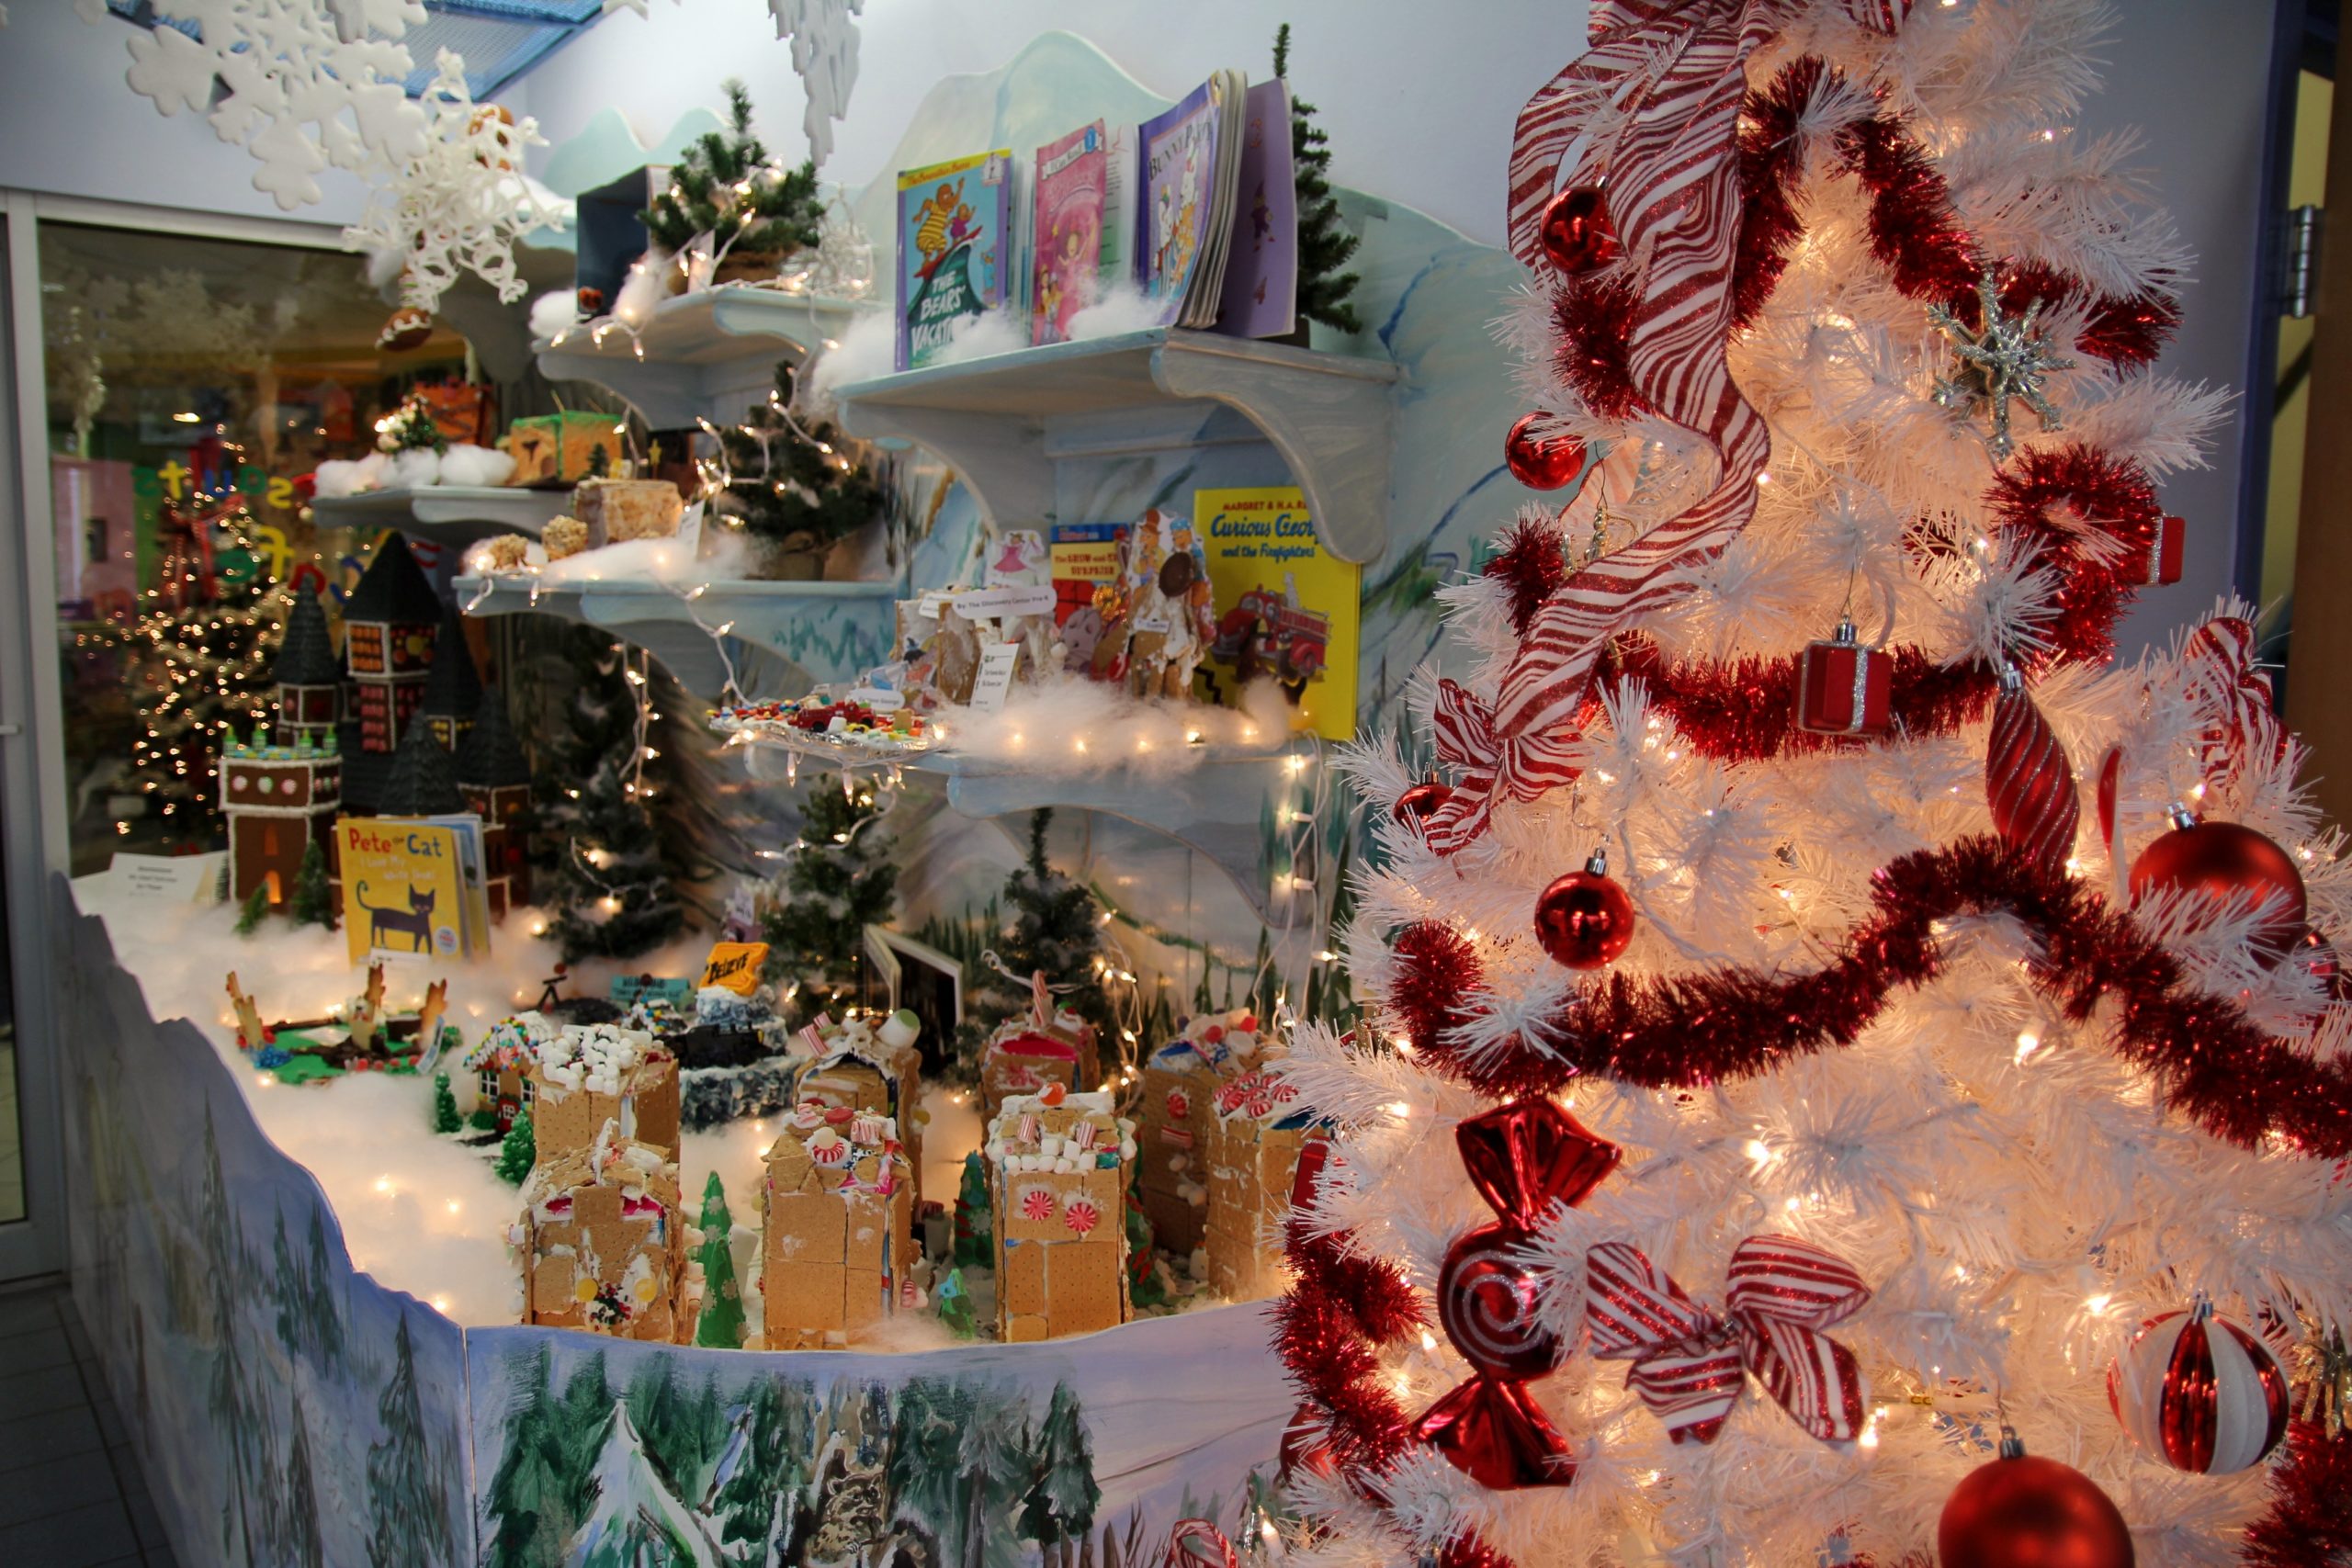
1136,1007,1273,1258
790,1010,925,1202
526,1023,681,1162
462,1011,556,1134
1198,1067,1323,1302
987,1089,1137,1343
512,1123,700,1342
755,1102,915,1350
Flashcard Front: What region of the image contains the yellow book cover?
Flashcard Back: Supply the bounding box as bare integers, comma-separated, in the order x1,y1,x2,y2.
699,942,770,995
1193,486,1360,741
338,818,468,966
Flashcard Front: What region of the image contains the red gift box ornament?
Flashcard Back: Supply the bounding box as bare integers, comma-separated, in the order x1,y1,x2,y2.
1587,1233,1872,1446
1794,619,1891,737
1413,1100,1621,1490
2146,512,2185,585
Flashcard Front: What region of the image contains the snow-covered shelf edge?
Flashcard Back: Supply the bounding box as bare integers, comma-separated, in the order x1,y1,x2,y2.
311,486,572,545
831,329,1401,564
454,572,904,699
535,287,876,429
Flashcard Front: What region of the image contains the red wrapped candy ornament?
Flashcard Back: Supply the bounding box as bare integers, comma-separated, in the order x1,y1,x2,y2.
2107,1298,2290,1474
1504,412,1588,491
1533,847,1636,969
1538,186,1620,274
1412,1099,1620,1490
1937,1428,2134,1568
2129,805,2307,966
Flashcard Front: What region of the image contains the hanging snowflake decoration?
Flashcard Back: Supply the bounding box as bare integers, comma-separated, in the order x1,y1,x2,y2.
769,0,864,167
83,0,432,211
341,51,568,318
1927,267,2076,461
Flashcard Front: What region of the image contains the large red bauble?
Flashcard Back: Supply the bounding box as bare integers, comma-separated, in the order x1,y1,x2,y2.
1435,1222,1562,1380
1539,186,1620,274
1938,1449,2134,1568
1393,780,1456,832
1533,856,1635,969
2299,930,2345,1001
2127,816,2307,966
1504,414,1587,490
2107,1304,2290,1474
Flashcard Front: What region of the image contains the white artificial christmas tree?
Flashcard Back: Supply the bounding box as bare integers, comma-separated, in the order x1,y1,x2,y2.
1272,4,2352,1566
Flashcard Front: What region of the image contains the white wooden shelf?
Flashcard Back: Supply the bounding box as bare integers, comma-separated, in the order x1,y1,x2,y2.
831,328,1400,563
310,486,571,546
535,287,873,428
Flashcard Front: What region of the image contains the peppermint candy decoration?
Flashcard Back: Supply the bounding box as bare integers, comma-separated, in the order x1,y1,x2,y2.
1437,1224,1559,1378
1165,1088,1191,1121
1986,672,2079,877
1020,1188,1054,1223
2107,1300,2290,1473
1064,1197,1101,1236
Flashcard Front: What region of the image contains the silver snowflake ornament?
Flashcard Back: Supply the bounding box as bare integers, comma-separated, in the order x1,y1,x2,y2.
1927,268,2075,461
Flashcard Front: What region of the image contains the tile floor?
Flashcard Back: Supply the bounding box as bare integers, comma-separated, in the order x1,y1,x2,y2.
0,1279,181,1567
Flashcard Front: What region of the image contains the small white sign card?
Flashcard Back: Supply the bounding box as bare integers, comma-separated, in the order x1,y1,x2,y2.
111,852,220,904
966,640,1023,712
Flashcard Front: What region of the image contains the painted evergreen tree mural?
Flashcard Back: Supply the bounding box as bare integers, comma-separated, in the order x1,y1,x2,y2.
198,1107,264,1565
366,1312,453,1568
285,1388,325,1568
763,775,898,1027
1019,1382,1102,1568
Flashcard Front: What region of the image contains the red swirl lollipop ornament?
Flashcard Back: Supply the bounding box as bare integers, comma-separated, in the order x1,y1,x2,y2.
1412,1100,1621,1489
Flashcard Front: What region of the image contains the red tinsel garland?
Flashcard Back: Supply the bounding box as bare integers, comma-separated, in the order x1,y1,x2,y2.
1389,836,2352,1159
2238,1422,2352,1567
1272,1162,1426,1483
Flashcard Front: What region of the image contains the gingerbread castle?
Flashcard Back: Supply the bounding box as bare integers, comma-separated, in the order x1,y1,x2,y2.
987,1089,1136,1342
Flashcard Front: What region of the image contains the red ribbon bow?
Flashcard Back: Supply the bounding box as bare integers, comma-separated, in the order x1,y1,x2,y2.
1413,1100,1620,1489
2179,615,2288,787
1587,1234,1871,1445
1423,679,1588,853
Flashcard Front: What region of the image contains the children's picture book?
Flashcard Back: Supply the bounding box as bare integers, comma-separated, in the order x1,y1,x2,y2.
337,818,469,965
1033,122,1108,346
1136,74,1245,328
897,148,1013,370
1213,77,1299,340
1193,486,1360,741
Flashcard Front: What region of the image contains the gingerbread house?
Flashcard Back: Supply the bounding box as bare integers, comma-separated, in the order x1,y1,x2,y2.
756,1102,916,1349
1198,1067,1323,1301
526,1023,682,1162
978,987,1101,1125
505,411,624,484
271,588,342,745
1136,1007,1272,1258
455,689,533,920
463,1011,556,1134
340,532,442,759
221,728,341,908
572,476,683,546
987,1089,1136,1342
512,1122,699,1342
791,1010,925,1201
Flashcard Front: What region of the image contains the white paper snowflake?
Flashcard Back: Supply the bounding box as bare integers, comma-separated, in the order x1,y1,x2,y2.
82,0,432,211
341,51,569,314
768,0,864,167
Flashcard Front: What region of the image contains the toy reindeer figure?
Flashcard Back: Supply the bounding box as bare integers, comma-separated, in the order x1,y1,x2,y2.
349,963,388,1055
225,973,270,1052
414,978,449,1062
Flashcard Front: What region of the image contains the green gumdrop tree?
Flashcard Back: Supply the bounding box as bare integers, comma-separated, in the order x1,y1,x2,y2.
956,809,1113,1069
1274,25,1363,334
1125,1173,1167,1311
762,774,898,1027
640,80,822,261
714,363,881,555
532,634,683,963
954,1150,992,1268
493,1108,536,1186
288,839,335,929
430,1074,461,1135
693,1172,746,1348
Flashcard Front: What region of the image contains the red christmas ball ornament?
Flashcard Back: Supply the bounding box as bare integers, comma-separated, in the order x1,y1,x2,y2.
2107,1299,2290,1474
1277,1402,1338,1483
2299,930,2345,1001
1393,779,1457,834
1938,1431,2135,1568
1533,848,1635,969
1539,186,1620,274
1504,414,1588,491
2128,805,2308,966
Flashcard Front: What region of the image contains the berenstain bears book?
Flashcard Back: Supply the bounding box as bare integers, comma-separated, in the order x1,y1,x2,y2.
1033,122,1109,346
897,148,1013,370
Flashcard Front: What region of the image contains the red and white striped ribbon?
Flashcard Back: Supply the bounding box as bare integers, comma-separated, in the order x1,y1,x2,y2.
1588,1234,1871,1445
2179,615,2286,786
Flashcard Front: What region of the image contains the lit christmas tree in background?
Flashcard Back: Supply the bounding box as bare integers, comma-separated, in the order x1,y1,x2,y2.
1272,4,2352,1566
761,774,898,1028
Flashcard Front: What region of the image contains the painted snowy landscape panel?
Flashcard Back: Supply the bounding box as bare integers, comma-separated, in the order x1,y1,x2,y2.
466,1306,1292,1568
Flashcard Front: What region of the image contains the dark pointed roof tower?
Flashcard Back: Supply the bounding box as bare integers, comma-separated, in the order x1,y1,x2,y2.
342,531,443,626
273,588,341,686
456,688,533,791
378,716,469,818
416,597,483,750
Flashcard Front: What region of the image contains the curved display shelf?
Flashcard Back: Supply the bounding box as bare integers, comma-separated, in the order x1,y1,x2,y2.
310,486,571,546
830,329,1400,563
536,287,873,428
455,572,903,699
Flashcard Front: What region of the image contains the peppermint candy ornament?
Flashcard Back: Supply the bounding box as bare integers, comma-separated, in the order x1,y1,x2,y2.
2108,1298,2290,1473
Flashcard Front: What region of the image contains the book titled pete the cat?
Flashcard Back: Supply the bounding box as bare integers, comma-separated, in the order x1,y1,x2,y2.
336,817,489,964
897,147,1013,370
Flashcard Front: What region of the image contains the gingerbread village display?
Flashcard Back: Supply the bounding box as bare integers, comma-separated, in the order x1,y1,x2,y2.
514,1122,702,1343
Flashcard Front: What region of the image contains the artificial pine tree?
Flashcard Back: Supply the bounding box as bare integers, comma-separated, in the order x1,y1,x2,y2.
713,362,881,562
762,775,898,1026
692,1171,745,1348
234,883,271,935
639,80,822,271
953,1150,991,1268
99,494,285,847
429,1074,461,1135
1273,25,1362,335
957,810,1113,1066
531,631,683,962
373,393,447,455
492,1108,534,1186
288,840,334,929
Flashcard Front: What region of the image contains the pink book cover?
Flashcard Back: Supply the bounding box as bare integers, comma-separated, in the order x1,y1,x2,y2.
1033,122,1108,346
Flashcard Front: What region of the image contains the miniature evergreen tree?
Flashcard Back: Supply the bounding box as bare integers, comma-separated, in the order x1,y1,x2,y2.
585,442,611,479
693,1171,746,1348
934,1266,976,1338
288,839,334,928
1124,1179,1167,1311
714,362,881,557
954,1150,991,1267
639,80,822,262
235,883,271,935
1274,25,1363,334
763,773,898,1026
493,1108,535,1186
430,1074,461,1135
532,632,683,962
958,809,1113,1063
